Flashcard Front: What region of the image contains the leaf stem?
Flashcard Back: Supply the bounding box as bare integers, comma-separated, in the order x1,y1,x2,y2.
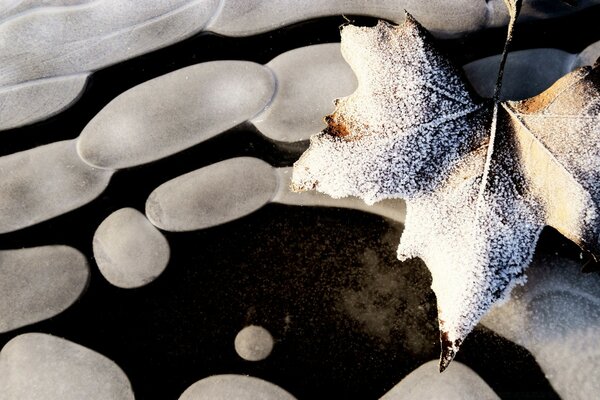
493,0,523,102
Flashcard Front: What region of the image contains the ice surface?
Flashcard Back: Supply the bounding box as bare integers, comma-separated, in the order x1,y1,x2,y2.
207,0,599,38
275,167,406,223
93,208,170,289
2,1,598,130
0,0,220,130
234,325,274,362
253,43,357,142
0,246,89,333
0,139,113,234
482,256,600,400
463,49,574,100
179,374,296,400
574,40,600,69
0,74,88,130
77,62,275,169
146,158,278,232
0,1,94,22
380,360,500,400
0,333,134,400
146,157,406,232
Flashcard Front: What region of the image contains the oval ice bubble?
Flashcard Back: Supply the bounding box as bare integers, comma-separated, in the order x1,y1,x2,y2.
0,245,89,333
146,157,279,231
252,43,357,142
179,374,296,400
77,61,275,169
481,256,600,400
380,360,500,400
0,333,134,400
93,208,170,289
145,157,405,232
0,139,113,234
463,48,574,100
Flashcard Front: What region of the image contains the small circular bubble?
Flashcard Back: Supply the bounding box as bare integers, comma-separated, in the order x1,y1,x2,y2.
234,325,274,361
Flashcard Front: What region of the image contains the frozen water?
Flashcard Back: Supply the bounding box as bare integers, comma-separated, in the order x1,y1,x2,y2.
208,0,486,38
482,256,600,400
0,140,113,234
0,333,134,400
0,1,219,86
0,74,88,131
77,62,275,169
574,40,600,69
207,0,599,38
93,208,170,289
0,0,220,130
253,43,357,142
146,158,278,231
275,167,406,223
0,1,95,22
234,325,274,362
380,360,499,399
1,0,598,130
179,374,296,400
146,157,406,232
463,41,600,100
463,49,574,100
0,246,89,333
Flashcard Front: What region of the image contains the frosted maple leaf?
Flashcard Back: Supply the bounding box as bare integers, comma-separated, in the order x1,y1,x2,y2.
291,3,600,370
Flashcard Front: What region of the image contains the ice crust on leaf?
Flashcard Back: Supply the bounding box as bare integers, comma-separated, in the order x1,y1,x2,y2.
291,13,600,370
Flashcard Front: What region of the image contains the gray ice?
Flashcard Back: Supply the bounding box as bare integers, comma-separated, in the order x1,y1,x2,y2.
1,0,598,131
0,246,89,333
0,1,94,22
463,41,600,100
481,256,600,400
0,0,220,130
380,360,500,400
207,0,599,38
252,43,357,142
0,333,134,400
234,325,274,362
0,139,113,234
0,74,88,131
145,157,405,232
179,374,296,400
93,208,170,289
574,40,600,69
77,62,275,169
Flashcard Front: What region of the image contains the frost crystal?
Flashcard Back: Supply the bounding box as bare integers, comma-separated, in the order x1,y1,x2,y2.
291,14,600,370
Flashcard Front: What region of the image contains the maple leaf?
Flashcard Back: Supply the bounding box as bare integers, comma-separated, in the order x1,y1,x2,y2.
291,1,600,371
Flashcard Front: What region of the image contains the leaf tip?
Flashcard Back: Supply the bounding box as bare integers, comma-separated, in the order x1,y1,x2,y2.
402,10,423,30
439,330,462,372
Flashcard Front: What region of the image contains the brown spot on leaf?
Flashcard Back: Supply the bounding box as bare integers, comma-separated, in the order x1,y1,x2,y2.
323,114,350,138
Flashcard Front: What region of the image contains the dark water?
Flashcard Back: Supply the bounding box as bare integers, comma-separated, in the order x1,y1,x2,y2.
2,8,599,399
